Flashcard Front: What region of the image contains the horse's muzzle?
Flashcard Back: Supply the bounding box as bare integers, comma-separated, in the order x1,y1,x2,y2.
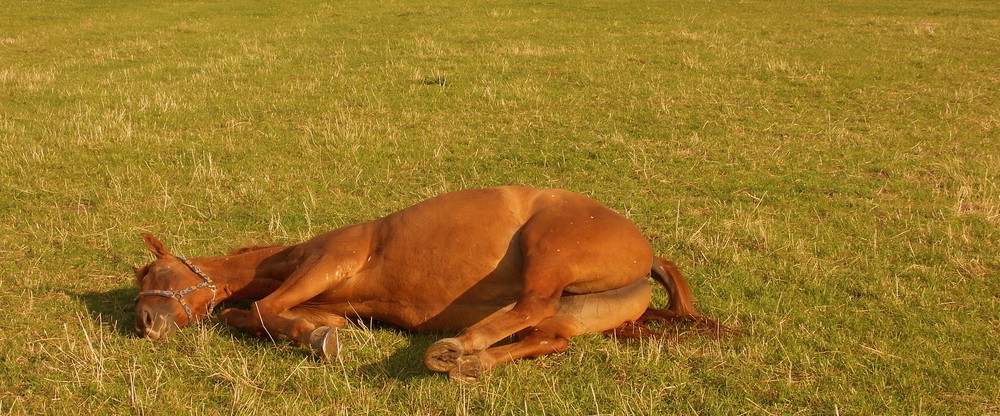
135,303,176,340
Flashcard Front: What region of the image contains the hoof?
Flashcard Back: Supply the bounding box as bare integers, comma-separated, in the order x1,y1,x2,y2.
423,338,464,373
449,355,485,383
310,326,342,359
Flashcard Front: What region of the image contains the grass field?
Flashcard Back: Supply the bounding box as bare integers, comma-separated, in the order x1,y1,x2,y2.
2,0,998,414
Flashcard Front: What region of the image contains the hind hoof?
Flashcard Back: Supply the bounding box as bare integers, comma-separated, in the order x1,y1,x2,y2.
424,338,464,373
449,355,485,383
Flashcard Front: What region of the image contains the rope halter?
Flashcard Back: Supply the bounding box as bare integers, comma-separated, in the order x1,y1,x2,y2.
136,257,218,321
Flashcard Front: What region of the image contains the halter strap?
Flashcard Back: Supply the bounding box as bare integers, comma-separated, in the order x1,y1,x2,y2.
136,257,218,320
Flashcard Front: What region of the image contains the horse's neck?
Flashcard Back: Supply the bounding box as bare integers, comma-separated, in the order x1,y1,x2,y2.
193,245,294,302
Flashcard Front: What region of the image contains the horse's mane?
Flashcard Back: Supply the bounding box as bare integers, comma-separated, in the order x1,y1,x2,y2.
228,244,285,256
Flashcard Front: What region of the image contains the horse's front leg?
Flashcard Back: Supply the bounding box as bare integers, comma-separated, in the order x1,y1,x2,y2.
218,255,351,359
218,304,343,358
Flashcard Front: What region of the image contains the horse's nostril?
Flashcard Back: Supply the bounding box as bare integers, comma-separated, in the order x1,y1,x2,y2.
143,309,154,327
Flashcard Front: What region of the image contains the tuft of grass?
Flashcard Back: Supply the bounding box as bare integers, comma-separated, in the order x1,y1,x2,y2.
2,0,998,413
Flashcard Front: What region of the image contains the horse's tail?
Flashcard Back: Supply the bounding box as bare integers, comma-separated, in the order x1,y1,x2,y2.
649,256,700,319
609,256,723,338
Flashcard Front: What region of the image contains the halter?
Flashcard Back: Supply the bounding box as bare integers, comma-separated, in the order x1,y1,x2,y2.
136,257,218,321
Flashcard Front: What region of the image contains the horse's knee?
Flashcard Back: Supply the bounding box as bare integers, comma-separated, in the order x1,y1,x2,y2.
219,308,249,326
218,308,268,336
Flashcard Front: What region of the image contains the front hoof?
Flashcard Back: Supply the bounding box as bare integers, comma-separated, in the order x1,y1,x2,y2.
449,355,484,383
423,338,464,373
310,327,342,359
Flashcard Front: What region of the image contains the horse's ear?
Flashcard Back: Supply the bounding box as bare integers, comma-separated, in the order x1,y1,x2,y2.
141,233,170,258
132,264,149,286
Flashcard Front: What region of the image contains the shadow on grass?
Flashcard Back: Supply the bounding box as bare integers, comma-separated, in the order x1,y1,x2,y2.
354,324,440,382
69,289,447,381
68,287,138,336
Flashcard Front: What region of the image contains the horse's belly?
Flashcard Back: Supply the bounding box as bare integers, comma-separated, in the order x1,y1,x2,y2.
323,297,517,332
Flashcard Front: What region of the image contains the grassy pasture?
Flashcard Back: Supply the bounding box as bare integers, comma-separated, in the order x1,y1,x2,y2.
1,0,998,414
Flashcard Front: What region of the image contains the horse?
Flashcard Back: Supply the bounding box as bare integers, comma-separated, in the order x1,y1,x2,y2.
133,186,712,382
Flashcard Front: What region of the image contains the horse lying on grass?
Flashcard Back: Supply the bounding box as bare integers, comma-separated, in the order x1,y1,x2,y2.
133,186,716,382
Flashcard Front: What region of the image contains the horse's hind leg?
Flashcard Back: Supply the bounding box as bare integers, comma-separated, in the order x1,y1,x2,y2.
447,328,569,383
424,203,653,375
435,279,653,382
423,258,569,373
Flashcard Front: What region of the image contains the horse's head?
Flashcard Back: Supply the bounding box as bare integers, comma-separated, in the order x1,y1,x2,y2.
133,233,217,340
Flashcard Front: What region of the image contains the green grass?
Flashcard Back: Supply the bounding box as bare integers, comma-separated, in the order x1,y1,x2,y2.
2,0,998,413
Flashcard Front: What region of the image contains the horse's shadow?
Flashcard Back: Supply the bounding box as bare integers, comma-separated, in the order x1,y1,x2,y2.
69,288,441,382
69,287,138,336
339,322,440,382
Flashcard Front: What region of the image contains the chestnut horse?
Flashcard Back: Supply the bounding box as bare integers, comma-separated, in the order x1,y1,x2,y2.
134,186,709,382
